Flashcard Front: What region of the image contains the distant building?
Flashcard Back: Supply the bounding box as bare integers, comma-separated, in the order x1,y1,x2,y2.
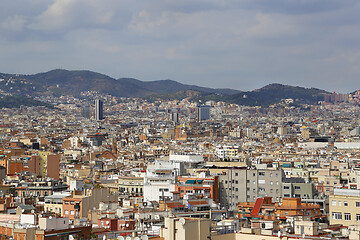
81,105,91,119
171,112,180,123
197,105,210,121
95,99,104,121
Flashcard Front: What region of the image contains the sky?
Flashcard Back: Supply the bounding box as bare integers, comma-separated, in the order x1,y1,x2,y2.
1,0,360,93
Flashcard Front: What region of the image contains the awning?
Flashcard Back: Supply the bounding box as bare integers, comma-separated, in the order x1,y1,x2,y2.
185,180,196,184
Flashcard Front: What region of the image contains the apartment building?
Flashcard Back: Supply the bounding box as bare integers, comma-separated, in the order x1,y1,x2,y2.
219,168,284,210
329,188,360,226
118,175,144,196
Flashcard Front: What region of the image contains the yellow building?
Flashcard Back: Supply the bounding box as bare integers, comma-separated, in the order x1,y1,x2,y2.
44,192,71,216
329,189,360,226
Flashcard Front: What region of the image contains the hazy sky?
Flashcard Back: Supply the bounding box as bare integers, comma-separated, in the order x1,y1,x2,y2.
1,0,360,93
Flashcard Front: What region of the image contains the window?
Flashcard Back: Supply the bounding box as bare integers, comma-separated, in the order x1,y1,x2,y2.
259,172,265,176
71,210,75,215
65,210,69,215
235,180,238,184
294,186,301,190
284,194,290,197
235,173,238,176
259,188,265,192
284,186,290,189
345,213,351,221
332,212,342,220
270,181,273,185
356,202,360,207
357,214,360,222
294,194,301,198
332,200,337,206
339,201,341,206
344,201,348,207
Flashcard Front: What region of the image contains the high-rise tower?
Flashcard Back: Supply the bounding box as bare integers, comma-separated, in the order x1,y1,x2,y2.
197,105,210,121
95,99,104,121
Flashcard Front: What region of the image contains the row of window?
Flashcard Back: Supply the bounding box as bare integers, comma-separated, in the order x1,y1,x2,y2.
64,210,76,215
332,212,360,221
283,186,301,190
331,200,360,207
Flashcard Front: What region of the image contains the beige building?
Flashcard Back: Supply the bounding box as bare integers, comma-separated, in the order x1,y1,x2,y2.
329,189,360,226
161,217,210,240
118,175,144,196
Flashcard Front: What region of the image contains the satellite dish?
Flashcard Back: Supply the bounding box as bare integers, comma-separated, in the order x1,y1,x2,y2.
126,237,132,240
126,223,129,227
117,236,124,240
134,237,140,240
179,218,186,225
142,236,148,240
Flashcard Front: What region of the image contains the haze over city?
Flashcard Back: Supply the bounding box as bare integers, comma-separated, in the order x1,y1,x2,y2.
1,0,360,92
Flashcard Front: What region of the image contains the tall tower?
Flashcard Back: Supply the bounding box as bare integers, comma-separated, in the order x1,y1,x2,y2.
197,105,210,121
95,99,104,121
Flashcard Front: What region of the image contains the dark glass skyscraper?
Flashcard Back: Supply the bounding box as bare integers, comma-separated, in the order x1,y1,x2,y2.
95,99,103,121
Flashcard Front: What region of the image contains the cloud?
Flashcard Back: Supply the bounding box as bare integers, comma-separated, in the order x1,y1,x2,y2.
1,15,26,31
28,0,132,34
1,0,360,92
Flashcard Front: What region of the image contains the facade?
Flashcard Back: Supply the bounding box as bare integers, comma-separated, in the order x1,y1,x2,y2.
219,168,284,210
118,175,144,196
44,192,71,215
63,188,117,220
143,160,178,202
15,180,68,198
38,152,60,179
282,181,316,199
197,105,210,121
161,217,210,240
329,188,360,226
175,176,219,202
215,145,240,160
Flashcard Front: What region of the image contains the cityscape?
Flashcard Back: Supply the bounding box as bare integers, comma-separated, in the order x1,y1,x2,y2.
0,85,360,239
2,1,360,240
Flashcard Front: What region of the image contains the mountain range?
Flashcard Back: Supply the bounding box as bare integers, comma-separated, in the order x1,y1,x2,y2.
0,69,330,107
